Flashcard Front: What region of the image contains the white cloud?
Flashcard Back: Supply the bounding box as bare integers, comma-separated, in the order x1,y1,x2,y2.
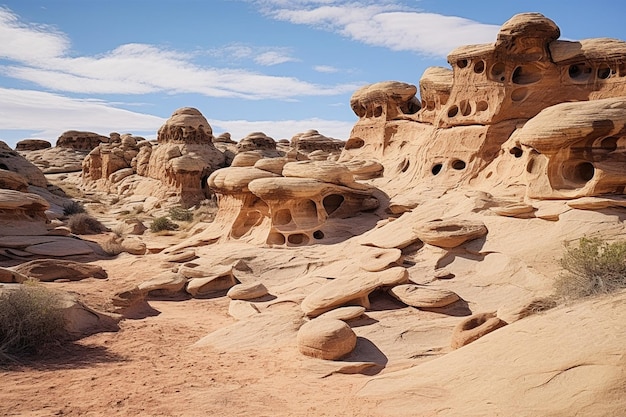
0,87,356,147
254,50,299,66
257,1,500,57
0,87,165,141
210,118,355,141
0,8,356,100
314,65,339,73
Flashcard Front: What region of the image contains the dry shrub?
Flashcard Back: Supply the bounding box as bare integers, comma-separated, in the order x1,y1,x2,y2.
0,280,66,363
150,216,179,233
555,237,626,300
62,200,86,216
67,213,107,234
168,206,193,222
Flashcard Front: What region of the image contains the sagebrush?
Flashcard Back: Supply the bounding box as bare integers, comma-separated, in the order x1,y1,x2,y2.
168,206,193,222
0,281,66,363
62,200,86,216
67,213,107,234
555,237,626,300
150,216,179,232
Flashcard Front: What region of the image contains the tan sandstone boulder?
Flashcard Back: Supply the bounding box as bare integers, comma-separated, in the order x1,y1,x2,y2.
297,318,357,360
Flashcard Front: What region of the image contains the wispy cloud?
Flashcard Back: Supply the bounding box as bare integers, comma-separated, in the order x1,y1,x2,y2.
0,7,355,100
314,65,340,73
254,50,299,66
0,87,165,140
0,87,355,145
255,1,500,57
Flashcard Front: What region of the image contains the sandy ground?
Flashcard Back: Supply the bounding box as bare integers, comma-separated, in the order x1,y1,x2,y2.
0,290,384,417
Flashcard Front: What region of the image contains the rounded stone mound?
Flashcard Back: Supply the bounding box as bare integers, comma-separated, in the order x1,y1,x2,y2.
297,318,357,360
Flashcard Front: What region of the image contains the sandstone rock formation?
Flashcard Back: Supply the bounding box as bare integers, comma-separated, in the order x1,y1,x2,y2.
56,130,109,151
0,141,47,187
15,139,52,151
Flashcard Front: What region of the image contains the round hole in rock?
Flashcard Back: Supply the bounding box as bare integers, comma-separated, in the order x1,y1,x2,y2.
574,162,595,182
373,106,383,117
512,65,542,84
473,60,485,74
457,59,468,68
568,63,592,81
426,100,435,111
511,87,528,102
345,137,365,150
459,100,471,116
448,105,459,118
526,158,535,174
313,230,325,240
267,232,286,245
600,136,618,152
452,160,466,170
431,163,443,175
510,147,523,158
597,65,612,80
323,194,344,216
490,62,506,81
273,208,292,225
288,233,309,245
475,100,488,112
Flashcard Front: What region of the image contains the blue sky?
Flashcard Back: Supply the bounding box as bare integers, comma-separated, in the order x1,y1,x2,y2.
1,0,626,148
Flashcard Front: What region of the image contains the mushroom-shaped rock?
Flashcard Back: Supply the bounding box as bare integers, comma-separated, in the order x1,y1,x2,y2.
414,218,487,248
13,259,107,282
388,285,460,308
138,271,187,297
451,312,507,349
317,306,366,322
297,318,357,360
208,167,279,194
301,267,409,317
227,282,268,300
237,132,277,152
231,151,264,167
290,130,344,154
350,81,420,120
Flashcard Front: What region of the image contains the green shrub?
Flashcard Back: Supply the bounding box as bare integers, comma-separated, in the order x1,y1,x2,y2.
0,281,66,363
150,216,179,232
62,200,86,216
555,237,626,300
168,206,193,222
67,213,107,234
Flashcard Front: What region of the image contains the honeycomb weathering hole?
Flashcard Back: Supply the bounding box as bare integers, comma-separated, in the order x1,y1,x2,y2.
268,232,286,245
457,59,468,68
448,105,459,118
288,233,309,245
432,163,443,175
510,147,523,158
475,100,488,112
473,60,485,74
273,208,292,225
512,65,542,85
323,194,344,216
511,88,528,102
313,230,324,240
345,137,365,150
575,162,595,182
600,136,618,152
490,62,506,82
452,160,466,170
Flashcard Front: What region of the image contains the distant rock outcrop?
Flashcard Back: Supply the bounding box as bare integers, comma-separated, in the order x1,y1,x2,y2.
56,130,108,151
15,139,52,151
